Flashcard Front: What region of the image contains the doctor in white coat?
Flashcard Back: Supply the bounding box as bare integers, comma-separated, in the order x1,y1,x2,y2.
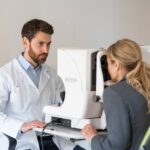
0,19,82,150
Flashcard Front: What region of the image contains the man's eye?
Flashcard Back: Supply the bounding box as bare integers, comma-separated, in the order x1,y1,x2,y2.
38,43,43,46
47,43,50,47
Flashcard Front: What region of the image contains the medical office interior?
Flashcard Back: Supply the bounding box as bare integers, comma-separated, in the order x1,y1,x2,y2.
0,0,150,150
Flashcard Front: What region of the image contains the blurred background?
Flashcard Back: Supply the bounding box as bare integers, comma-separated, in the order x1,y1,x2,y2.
0,0,150,68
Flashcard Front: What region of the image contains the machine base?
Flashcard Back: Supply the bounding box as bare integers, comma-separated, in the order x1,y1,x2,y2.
34,125,107,139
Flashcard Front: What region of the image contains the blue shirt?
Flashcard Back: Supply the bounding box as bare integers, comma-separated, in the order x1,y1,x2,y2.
17,54,42,88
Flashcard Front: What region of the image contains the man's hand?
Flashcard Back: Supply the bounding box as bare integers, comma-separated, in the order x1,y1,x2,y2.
80,124,97,141
21,120,46,132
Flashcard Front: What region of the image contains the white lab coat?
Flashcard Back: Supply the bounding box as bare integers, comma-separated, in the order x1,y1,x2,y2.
0,58,65,150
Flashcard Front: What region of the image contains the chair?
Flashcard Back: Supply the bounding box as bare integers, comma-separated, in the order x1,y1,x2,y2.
139,126,150,150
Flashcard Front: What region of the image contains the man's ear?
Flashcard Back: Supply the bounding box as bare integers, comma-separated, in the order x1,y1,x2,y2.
22,37,29,49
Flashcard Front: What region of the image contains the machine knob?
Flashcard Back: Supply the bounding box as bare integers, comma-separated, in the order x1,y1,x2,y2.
93,95,101,102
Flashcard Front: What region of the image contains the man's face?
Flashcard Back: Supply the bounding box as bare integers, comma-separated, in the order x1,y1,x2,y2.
24,31,52,65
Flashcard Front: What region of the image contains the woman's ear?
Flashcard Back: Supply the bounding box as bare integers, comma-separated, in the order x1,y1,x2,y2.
114,60,120,71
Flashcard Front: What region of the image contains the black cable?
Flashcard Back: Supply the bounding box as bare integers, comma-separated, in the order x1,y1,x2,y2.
40,121,54,150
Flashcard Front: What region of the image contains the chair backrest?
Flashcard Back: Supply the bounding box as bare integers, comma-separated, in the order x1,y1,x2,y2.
139,126,150,150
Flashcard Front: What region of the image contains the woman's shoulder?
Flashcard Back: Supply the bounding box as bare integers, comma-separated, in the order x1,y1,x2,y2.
103,80,136,104
104,79,145,106
104,80,129,93
107,79,140,95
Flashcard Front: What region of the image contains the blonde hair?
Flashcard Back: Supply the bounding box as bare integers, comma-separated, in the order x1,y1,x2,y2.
107,39,150,112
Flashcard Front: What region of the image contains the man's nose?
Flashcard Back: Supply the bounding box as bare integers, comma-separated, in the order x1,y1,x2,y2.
43,45,49,53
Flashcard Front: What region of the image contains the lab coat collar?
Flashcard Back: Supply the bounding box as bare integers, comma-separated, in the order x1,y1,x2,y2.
38,65,51,92
13,59,51,92
17,54,31,70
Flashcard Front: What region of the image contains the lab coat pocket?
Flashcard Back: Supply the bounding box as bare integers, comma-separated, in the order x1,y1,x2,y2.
10,85,26,111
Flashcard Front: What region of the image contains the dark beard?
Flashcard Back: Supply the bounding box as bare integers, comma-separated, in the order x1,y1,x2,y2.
28,46,48,65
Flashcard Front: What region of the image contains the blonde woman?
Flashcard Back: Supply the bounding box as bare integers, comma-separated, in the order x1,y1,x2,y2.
81,39,150,150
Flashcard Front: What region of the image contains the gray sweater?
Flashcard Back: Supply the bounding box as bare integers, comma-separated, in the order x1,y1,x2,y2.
91,80,150,150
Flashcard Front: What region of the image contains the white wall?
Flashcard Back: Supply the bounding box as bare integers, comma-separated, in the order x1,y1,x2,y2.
0,0,150,68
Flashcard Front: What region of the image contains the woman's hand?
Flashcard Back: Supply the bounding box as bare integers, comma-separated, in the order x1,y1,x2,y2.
21,120,46,132
80,124,97,141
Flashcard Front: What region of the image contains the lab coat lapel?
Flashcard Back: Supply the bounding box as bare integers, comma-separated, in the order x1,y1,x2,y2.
14,59,39,91
39,66,51,92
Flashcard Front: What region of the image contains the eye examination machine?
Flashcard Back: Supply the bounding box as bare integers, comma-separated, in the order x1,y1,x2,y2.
35,48,109,139
35,46,150,139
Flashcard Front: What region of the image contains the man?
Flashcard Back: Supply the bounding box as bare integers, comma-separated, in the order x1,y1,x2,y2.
0,19,84,150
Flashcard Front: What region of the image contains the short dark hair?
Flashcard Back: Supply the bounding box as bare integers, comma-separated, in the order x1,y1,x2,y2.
21,19,54,41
